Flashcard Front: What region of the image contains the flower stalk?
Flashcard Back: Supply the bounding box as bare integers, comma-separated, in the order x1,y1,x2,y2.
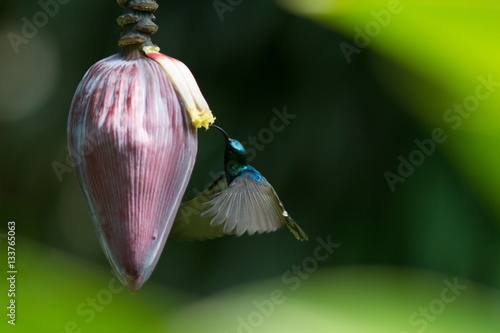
116,0,158,57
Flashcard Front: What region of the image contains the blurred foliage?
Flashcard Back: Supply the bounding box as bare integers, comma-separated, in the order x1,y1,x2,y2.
1,0,500,332
0,237,183,332
2,238,499,332
279,0,500,220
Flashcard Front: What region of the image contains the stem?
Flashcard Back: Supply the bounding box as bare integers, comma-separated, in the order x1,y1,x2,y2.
116,0,159,59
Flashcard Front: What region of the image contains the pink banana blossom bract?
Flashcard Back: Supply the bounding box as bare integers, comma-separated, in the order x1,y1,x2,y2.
68,49,214,292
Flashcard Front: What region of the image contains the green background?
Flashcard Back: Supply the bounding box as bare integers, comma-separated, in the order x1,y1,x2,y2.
1,0,500,331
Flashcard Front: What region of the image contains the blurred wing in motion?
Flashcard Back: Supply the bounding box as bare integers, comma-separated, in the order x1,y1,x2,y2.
202,173,308,241
172,174,229,241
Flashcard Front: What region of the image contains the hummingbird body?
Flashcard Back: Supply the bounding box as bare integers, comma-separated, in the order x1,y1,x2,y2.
172,126,308,241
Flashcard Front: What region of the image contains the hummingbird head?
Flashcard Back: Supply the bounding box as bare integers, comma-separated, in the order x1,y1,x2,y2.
211,125,248,177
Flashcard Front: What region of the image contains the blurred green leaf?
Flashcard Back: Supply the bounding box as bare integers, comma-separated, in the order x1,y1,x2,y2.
170,266,500,332
9,238,499,332
0,236,185,332
277,0,500,222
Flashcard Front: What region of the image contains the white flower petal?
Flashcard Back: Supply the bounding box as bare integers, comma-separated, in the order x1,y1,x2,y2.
143,46,215,129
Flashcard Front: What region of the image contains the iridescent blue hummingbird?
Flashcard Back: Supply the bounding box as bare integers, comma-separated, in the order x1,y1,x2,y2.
172,125,308,241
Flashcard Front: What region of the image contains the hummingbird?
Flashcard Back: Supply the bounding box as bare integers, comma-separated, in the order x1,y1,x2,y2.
172,125,308,241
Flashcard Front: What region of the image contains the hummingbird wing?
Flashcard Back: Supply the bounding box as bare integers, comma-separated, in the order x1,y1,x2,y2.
171,174,231,241
202,173,308,241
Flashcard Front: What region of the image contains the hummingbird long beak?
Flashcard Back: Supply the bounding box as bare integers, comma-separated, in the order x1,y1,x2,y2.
211,125,230,141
